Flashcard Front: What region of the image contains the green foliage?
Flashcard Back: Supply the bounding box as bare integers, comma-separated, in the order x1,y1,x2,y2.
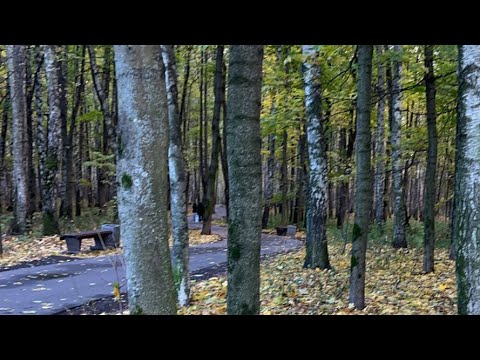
77,110,103,124
84,151,116,178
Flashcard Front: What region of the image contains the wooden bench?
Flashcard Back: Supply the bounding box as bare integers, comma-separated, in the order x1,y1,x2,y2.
60,230,116,254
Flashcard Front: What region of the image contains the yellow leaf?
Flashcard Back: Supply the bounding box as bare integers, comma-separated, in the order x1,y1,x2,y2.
113,283,121,300
438,284,447,291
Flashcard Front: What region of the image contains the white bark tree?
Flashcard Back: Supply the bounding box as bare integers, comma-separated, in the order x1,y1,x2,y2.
6,45,29,234
161,44,190,307
42,45,63,235
302,45,331,269
455,45,480,315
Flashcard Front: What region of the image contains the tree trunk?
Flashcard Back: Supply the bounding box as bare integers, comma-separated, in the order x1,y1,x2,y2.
423,45,437,273
202,46,224,235
25,47,36,215
199,52,206,199
58,47,68,219
336,128,348,229
455,45,480,314
302,45,331,270
161,44,190,307
281,129,289,225
295,126,306,228
391,45,408,248
220,59,229,219
262,132,276,229
6,45,30,234
34,48,45,211
374,45,386,230
62,46,86,220
114,45,177,315
42,45,64,235
226,45,263,315
349,45,373,310
88,45,114,208
180,46,191,147
0,89,10,213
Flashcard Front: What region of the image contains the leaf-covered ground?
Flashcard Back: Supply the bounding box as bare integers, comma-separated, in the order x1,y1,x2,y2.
0,230,222,270
178,243,455,315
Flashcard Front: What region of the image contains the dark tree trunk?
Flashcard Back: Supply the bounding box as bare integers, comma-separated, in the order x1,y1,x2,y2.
349,45,373,310
281,129,289,225
336,128,348,229
0,89,10,213
202,46,224,235
423,45,437,273
374,45,386,230
62,46,86,220
294,125,306,228
220,59,229,219
88,45,114,208
226,45,264,315
180,46,191,147
391,45,408,248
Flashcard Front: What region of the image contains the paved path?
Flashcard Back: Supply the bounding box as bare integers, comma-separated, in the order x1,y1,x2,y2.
0,206,301,315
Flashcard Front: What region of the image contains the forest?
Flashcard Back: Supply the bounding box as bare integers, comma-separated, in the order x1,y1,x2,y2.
0,44,477,315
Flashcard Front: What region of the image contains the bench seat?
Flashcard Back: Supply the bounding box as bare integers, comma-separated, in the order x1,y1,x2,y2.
60,230,115,254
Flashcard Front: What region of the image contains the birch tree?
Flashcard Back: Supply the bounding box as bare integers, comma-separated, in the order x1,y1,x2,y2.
161,44,190,307
302,45,330,269
455,45,480,315
42,45,63,235
7,45,29,234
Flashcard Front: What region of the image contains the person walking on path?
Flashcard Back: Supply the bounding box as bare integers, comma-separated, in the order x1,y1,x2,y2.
197,202,205,222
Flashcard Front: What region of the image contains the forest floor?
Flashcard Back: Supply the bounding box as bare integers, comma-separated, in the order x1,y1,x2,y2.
60,242,455,315
0,206,456,315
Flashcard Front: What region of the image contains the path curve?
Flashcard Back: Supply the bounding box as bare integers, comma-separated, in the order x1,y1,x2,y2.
0,205,301,315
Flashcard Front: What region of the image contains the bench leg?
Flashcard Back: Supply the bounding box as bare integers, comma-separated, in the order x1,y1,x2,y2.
65,237,81,254
90,236,107,251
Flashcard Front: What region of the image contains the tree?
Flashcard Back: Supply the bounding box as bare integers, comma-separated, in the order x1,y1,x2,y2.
374,45,386,230
349,45,373,310
42,45,63,235
114,45,177,315
391,45,408,248
302,45,331,269
202,45,225,235
88,45,114,208
161,44,190,306
455,45,480,315
0,88,9,213
62,45,86,220
6,45,29,234
226,45,264,315
423,45,437,273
